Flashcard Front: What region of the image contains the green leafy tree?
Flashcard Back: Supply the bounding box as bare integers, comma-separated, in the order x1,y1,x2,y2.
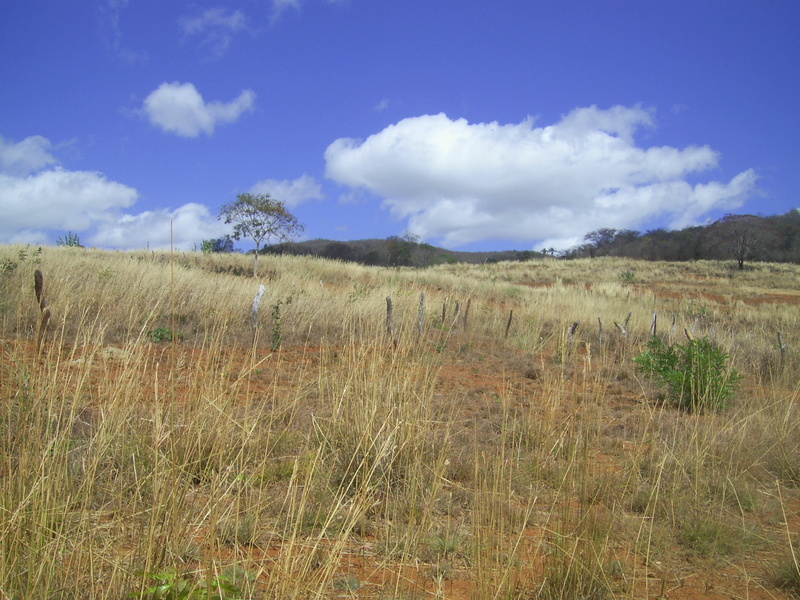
219,193,304,277
201,235,235,254
385,234,417,267
583,228,618,257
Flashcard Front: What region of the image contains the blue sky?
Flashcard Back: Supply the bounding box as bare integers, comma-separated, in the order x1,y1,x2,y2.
1,1,799,252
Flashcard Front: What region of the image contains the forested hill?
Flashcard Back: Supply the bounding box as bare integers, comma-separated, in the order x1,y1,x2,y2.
262,236,542,267
562,211,800,267
261,210,800,268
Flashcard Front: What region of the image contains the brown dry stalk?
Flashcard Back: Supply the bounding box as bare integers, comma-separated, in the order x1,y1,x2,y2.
34,269,51,353
385,296,397,348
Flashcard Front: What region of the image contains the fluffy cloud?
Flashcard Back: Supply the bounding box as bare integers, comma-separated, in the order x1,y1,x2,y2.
248,175,323,208
325,106,757,249
0,134,225,250
0,134,58,176
142,82,256,137
89,203,229,251
0,135,139,244
180,8,247,57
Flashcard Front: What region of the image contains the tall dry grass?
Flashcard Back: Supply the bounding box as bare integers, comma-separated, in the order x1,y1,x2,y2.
1,244,799,598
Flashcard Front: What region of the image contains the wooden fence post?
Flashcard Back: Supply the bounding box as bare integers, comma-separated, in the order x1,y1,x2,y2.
386,296,398,348
34,269,51,354
418,292,425,340
252,284,266,329
569,321,579,345
504,309,513,339
778,331,788,373
450,301,461,332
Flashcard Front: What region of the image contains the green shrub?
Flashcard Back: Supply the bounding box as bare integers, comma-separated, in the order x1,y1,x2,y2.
130,567,243,600
633,336,741,412
56,231,83,247
149,327,178,343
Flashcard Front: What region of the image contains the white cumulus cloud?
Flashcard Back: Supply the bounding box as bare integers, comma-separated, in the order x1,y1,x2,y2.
0,134,139,244
0,134,58,176
248,174,323,208
89,203,229,251
142,82,256,137
0,133,227,250
324,106,758,249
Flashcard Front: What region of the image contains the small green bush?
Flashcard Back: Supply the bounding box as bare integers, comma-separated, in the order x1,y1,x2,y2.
56,231,83,247
130,567,243,600
149,327,178,343
633,336,741,412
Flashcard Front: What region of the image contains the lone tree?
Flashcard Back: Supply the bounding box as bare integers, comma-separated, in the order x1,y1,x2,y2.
709,214,764,270
219,193,304,277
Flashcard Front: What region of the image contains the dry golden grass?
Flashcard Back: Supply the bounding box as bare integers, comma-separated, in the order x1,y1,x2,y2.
1,243,799,599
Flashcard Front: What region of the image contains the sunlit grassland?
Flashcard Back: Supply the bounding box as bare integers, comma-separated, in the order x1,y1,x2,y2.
1,244,799,599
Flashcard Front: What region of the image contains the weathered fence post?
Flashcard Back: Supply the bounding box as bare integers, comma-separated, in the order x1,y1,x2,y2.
418,292,425,340
34,269,51,354
450,301,462,332
252,284,266,329
778,331,788,373
386,296,398,348
568,321,579,346
614,311,632,338
504,309,513,339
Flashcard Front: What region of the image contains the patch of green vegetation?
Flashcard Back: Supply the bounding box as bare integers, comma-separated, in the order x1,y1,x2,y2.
633,336,741,412
130,567,243,600
619,270,635,283
149,327,178,343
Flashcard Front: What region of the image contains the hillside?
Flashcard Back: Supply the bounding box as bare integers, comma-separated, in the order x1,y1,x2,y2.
256,210,800,268
1,245,800,599
262,236,541,267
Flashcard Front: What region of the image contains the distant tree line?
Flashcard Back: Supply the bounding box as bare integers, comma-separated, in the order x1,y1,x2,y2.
563,211,800,268
201,209,800,270
262,234,543,267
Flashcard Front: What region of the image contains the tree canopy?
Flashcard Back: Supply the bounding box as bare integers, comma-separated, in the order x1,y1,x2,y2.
219,193,304,276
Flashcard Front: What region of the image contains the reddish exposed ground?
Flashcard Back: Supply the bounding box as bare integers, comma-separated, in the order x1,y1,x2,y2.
3,284,799,600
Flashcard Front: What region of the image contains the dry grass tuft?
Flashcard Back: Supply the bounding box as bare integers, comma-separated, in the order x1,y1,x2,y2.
1,244,799,598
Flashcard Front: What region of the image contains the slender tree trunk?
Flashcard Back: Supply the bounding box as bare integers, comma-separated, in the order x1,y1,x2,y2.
253,243,260,277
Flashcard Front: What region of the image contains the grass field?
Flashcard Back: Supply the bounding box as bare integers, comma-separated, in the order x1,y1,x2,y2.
1,244,799,599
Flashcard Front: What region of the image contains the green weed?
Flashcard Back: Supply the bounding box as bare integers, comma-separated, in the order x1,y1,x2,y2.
130,568,243,600
149,327,177,343
619,270,635,283
633,336,741,412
